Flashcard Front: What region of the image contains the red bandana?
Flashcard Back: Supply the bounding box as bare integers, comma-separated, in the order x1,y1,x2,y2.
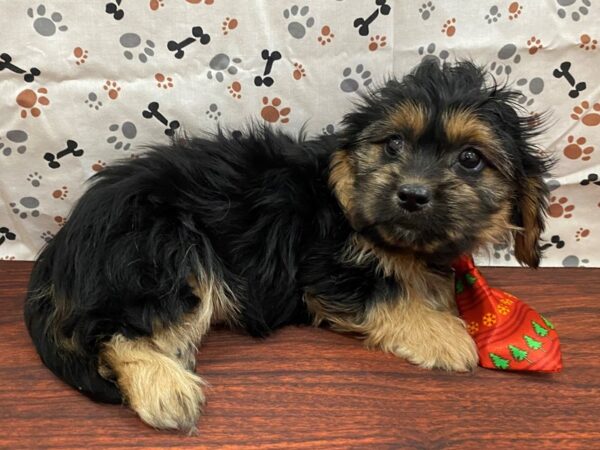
452,255,562,373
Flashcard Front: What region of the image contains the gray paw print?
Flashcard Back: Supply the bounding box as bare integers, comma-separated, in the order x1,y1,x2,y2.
207,54,242,82
0,130,28,156
562,255,589,267
283,5,315,39
545,178,561,192
40,231,55,243
107,121,137,151
417,43,449,64
485,5,502,23
206,103,222,121
27,172,43,187
493,243,514,262
10,197,40,219
120,33,155,63
27,4,68,37
557,0,591,21
340,65,372,93
489,43,521,76
419,2,435,20
515,77,544,107
84,92,103,110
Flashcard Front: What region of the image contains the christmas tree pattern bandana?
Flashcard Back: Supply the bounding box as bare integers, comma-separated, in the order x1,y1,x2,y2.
453,256,562,373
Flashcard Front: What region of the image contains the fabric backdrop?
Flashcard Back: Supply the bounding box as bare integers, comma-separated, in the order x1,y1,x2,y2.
0,0,598,266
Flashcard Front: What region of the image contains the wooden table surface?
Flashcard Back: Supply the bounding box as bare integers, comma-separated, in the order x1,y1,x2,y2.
0,261,599,449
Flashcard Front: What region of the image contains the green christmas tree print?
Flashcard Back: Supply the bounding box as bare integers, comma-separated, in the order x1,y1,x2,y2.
489,352,510,369
541,315,555,330
465,273,477,286
508,344,530,363
532,320,549,337
524,334,543,351
455,278,464,294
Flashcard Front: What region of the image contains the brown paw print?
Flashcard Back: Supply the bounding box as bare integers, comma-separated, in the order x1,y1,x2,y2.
103,80,121,100
368,35,387,51
228,81,242,99
317,26,334,46
575,228,590,241
149,0,165,10
186,0,214,4
17,87,49,118
73,47,88,65
579,34,597,51
548,196,575,219
54,215,66,227
92,160,107,172
527,36,542,54
441,18,456,36
292,62,306,80
52,186,68,200
155,73,174,89
564,135,594,161
508,1,523,20
261,97,290,124
571,101,600,126
222,17,238,35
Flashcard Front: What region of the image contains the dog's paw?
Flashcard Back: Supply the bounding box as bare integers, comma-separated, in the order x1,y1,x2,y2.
392,315,479,372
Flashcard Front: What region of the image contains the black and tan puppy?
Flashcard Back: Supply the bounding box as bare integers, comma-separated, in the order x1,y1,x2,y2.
25,61,551,432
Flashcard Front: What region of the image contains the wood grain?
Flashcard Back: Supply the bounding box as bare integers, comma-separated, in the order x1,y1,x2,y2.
0,261,599,449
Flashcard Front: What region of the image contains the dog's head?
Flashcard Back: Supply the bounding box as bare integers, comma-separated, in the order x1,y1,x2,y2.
331,61,552,267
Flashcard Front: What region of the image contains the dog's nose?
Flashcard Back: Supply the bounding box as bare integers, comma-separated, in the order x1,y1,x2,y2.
397,185,431,212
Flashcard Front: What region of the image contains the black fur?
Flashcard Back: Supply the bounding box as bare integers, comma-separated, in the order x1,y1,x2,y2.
24,61,551,405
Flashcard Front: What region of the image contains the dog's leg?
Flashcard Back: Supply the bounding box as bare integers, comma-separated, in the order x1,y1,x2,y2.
99,271,239,433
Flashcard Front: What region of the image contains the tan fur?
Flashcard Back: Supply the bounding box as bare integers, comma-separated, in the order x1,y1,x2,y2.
514,177,545,267
309,236,478,371
329,149,355,215
99,272,239,432
388,102,428,139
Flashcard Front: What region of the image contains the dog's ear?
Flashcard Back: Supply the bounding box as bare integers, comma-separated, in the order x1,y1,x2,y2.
513,175,549,268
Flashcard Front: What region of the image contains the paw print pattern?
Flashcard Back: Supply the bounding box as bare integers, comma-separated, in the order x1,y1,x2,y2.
84,92,103,110
485,5,502,23
120,33,155,63
579,34,598,50
292,63,306,80
206,103,222,120
261,97,290,124
548,196,575,218
489,43,521,76
10,197,40,219
493,243,514,261
418,43,449,64
515,77,544,106
369,35,387,51
317,26,335,45
340,65,373,93
283,5,315,39
103,80,121,99
17,88,49,118
508,2,523,20
52,186,68,200
571,101,600,126
527,36,542,54
228,81,242,99
419,2,435,20
0,130,28,156
40,231,55,243
27,172,42,187
28,4,68,37
107,122,137,150
575,228,590,241
73,47,88,65
155,73,174,89
222,17,238,35
207,54,241,82
441,18,456,36
92,160,107,172
322,124,335,135
564,135,594,161
562,255,589,267
557,0,591,21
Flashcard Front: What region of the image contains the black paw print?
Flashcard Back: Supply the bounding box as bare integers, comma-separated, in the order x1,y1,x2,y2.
580,173,600,186
540,235,565,250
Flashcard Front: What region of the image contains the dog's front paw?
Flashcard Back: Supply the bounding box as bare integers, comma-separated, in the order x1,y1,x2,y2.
392,314,479,372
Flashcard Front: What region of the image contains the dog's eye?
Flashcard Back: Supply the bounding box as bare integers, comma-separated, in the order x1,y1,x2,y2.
457,148,484,171
385,135,405,156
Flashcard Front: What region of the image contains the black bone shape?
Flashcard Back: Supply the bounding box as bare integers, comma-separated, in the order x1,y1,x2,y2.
553,61,586,99
353,0,391,37
143,102,180,136
167,26,211,59
105,0,124,20
43,140,83,169
0,53,40,82
254,49,282,87
0,226,17,246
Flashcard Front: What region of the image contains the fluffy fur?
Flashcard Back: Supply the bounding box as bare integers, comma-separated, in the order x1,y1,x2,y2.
24,61,551,432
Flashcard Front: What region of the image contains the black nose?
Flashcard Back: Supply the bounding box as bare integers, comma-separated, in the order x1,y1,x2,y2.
397,185,431,212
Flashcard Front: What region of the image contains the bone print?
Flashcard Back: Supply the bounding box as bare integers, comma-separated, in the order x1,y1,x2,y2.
167,26,211,59
142,102,180,136
254,49,282,87
0,226,17,246
105,0,124,20
553,61,587,99
43,140,84,169
353,0,391,37
0,53,40,83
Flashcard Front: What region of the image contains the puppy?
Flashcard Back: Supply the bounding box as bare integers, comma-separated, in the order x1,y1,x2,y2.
24,61,551,432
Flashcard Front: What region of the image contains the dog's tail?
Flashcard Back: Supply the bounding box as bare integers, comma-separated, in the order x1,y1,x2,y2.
24,245,122,404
